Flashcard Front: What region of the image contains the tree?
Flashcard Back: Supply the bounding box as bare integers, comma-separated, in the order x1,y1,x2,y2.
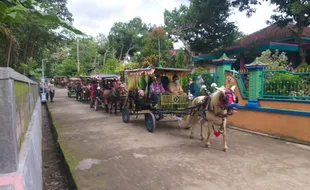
164,4,193,65
141,26,174,67
53,58,77,76
108,17,149,61
0,0,83,70
68,37,98,74
232,0,310,63
164,0,237,65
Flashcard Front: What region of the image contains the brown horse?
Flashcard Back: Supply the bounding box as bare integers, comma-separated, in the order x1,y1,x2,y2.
179,83,237,152
106,83,127,114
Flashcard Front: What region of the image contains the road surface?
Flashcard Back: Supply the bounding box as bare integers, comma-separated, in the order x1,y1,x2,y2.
47,88,310,190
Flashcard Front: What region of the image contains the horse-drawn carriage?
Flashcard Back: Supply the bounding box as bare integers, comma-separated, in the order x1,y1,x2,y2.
53,76,66,88
90,74,126,114
66,77,80,98
76,75,91,102
121,67,193,132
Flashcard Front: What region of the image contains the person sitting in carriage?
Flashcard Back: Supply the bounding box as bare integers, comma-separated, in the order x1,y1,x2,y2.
168,75,185,95
149,75,166,104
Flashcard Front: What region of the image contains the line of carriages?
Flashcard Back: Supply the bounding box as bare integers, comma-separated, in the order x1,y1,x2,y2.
66,74,126,115
63,67,196,133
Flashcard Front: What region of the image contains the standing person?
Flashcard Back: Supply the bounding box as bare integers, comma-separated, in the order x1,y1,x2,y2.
186,78,195,96
48,80,56,102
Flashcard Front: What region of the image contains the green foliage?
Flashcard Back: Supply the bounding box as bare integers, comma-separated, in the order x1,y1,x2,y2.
15,57,41,80
264,72,307,97
296,63,310,71
164,0,237,54
108,17,149,60
141,26,174,67
171,49,185,68
53,58,77,77
99,58,122,74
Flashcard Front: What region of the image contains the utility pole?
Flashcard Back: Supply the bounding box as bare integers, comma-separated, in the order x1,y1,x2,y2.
42,59,44,81
158,36,161,66
77,38,80,72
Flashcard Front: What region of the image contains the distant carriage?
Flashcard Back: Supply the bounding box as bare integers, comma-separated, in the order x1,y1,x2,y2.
66,77,80,98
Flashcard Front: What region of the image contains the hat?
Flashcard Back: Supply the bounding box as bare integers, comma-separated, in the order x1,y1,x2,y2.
188,78,193,81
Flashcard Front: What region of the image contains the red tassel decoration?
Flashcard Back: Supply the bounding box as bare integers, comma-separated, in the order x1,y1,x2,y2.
214,130,221,137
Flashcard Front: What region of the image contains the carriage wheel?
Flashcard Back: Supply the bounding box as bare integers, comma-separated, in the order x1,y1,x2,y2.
90,97,94,108
145,113,156,133
122,107,130,123
114,101,118,115
94,99,99,111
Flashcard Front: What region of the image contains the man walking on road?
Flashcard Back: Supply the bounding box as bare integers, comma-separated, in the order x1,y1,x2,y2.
48,80,56,102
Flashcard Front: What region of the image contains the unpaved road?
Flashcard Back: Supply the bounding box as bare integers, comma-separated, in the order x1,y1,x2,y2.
42,105,75,190
48,88,310,190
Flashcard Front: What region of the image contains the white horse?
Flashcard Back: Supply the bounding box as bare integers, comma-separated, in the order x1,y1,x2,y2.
179,83,237,152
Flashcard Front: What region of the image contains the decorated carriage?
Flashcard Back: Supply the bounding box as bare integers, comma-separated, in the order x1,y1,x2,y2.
121,66,192,132
90,74,126,114
76,75,92,102
53,76,66,88
66,77,80,98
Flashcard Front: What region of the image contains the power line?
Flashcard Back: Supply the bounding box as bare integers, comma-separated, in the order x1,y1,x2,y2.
137,0,159,10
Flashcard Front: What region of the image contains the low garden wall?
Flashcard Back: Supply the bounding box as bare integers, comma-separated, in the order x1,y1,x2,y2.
0,67,42,190
226,71,310,144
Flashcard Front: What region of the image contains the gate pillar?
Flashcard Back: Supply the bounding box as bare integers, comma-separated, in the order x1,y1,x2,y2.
212,53,236,86
245,58,267,108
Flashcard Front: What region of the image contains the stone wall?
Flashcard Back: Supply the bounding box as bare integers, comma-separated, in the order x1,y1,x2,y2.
0,67,42,190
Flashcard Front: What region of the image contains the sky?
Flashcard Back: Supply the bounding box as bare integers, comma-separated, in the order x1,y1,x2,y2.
67,0,277,48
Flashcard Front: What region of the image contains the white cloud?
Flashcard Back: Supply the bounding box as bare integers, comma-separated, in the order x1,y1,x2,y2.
67,0,276,48
229,1,277,35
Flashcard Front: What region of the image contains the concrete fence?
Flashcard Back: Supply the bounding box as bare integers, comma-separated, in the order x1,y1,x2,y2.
0,67,42,190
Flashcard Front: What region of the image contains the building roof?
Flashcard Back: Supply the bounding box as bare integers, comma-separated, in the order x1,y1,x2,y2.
226,24,310,51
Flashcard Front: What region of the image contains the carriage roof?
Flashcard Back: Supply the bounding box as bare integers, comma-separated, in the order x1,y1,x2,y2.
125,67,191,76
79,75,91,79
90,74,119,80
69,77,80,81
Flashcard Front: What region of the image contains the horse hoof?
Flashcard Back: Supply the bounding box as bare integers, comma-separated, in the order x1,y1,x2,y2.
189,135,194,139
206,143,210,148
222,148,228,152
200,137,205,142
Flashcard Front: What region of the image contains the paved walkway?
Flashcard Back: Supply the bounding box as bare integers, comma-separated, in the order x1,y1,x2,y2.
48,89,310,190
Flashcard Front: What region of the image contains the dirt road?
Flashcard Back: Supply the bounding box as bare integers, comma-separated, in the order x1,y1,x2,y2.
47,88,310,190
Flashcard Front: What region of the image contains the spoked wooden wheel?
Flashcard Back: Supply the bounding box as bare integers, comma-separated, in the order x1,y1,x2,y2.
122,106,130,123
145,113,156,133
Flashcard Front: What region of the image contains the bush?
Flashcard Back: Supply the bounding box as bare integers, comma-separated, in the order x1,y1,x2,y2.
264,72,306,96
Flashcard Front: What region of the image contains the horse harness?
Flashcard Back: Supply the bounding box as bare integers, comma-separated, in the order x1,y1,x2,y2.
190,94,227,134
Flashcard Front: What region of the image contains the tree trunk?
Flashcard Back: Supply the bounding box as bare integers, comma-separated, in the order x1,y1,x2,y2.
119,44,124,61
7,40,12,67
297,25,306,64
179,37,193,66
124,43,134,61
103,46,112,65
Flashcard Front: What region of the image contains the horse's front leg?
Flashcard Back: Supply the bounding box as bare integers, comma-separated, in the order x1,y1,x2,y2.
205,122,212,148
189,114,196,139
222,118,228,152
200,119,206,141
